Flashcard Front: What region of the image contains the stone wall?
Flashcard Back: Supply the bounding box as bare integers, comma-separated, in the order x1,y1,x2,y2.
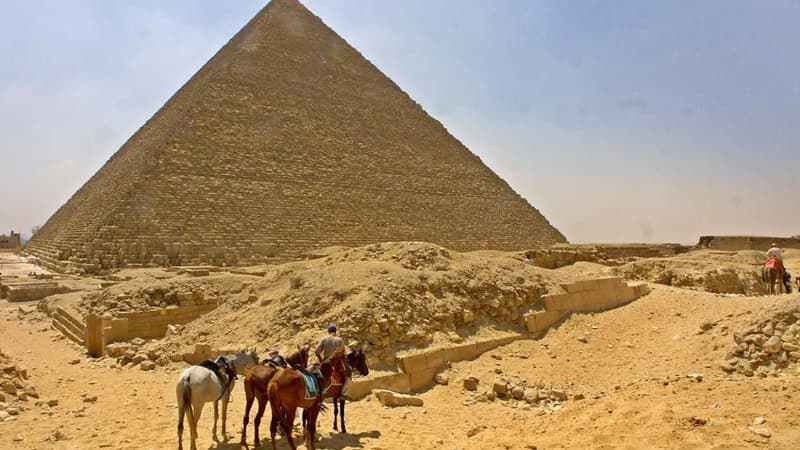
698,236,800,251
524,277,648,333
24,0,566,274
0,281,66,302
349,277,649,398
85,302,217,356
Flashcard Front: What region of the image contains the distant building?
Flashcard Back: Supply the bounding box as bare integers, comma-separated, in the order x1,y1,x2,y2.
0,231,21,250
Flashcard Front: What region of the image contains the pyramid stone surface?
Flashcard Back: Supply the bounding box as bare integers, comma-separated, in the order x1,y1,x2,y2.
25,0,566,273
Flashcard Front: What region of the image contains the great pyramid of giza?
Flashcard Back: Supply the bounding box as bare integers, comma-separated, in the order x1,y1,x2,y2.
25,0,566,273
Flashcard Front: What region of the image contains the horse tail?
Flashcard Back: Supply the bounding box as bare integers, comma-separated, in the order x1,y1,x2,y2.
182,375,195,431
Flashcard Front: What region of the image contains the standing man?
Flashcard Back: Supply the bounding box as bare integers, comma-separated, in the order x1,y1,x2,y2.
315,324,351,396
315,324,345,362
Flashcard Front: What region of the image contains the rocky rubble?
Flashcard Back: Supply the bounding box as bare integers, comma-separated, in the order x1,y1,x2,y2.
0,347,38,421
721,303,800,376
105,338,172,370
461,373,577,413
76,276,250,316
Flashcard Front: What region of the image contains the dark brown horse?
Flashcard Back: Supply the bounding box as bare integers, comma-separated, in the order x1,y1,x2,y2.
303,349,369,434
240,346,309,447
267,348,347,450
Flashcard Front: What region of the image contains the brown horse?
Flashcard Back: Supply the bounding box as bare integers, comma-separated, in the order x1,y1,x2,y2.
267,348,347,450
764,258,785,295
303,349,369,434
240,346,309,447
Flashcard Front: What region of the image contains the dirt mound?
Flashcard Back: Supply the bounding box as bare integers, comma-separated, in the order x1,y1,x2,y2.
149,242,567,367
611,249,768,295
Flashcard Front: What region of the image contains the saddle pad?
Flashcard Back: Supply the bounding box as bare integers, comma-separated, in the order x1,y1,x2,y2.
301,372,318,399
765,258,784,272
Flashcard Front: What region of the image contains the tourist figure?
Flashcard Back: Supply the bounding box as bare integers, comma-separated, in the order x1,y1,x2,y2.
767,242,783,263
764,242,786,295
315,324,351,396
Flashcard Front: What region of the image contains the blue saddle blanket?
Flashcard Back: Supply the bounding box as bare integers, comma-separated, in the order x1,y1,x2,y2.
301,372,318,399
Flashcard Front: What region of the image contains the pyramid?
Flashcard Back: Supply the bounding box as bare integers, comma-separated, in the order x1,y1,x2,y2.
25,0,566,273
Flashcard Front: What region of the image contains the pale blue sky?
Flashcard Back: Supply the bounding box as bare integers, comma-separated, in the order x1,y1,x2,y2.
1,1,798,244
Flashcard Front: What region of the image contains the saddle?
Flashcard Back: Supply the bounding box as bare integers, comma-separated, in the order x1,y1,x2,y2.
261,355,289,369
199,358,236,400
294,364,325,400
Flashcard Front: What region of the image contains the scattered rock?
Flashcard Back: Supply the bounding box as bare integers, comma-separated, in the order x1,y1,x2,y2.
688,416,707,426
577,335,588,343
68,358,81,365
463,377,478,391
140,361,157,371
373,389,423,407
434,373,449,385
753,416,766,425
747,426,771,438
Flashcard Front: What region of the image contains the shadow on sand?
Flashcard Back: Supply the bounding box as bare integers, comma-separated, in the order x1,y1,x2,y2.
228,430,381,450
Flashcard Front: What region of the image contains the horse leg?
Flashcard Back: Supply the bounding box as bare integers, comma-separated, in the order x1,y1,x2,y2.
212,400,219,442
177,402,185,450
269,413,279,450
282,407,298,450
305,406,320,450
190,398,204,450
242,381,255,445
221,397,229,441
339,398,347,434
333,398,338,431
254,394,268,446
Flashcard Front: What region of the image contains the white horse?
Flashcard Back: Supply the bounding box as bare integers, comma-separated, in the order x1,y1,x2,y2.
176,349,258,450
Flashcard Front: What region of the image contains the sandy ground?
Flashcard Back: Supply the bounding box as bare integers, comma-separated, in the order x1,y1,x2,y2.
2,251,800,449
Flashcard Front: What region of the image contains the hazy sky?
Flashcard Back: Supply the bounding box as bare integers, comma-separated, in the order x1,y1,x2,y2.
1,0,798,244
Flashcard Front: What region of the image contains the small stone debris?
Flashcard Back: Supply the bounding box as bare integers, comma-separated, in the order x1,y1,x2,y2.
434,373,449,385
68,359,81,365
747,426,771,438
753,416,766,425
463,376,479,391
577,335,588,343
688,416,707,427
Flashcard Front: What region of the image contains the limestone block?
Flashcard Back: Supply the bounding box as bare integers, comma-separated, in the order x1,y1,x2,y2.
374,389,424,407
425,349,445,370
596,277,625,289
398,353,427,374
441,343,478,363
543,294,570,311
409,367,437,391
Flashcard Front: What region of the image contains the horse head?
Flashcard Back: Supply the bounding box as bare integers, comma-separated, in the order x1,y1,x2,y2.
284,345,310,369
347,349,369,377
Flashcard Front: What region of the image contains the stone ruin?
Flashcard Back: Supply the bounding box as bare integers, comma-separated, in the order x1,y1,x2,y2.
24,0,565,275
722,302,800,377
0,347,39,421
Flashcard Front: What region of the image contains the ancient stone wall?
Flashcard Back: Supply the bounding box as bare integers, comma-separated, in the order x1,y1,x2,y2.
24,0,565,274
698,236,800,251
349,277,649,398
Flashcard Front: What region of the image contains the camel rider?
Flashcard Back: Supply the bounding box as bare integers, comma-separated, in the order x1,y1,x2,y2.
315,324,352,396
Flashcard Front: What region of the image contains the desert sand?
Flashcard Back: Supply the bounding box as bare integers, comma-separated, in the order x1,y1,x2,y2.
1,247,799,449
